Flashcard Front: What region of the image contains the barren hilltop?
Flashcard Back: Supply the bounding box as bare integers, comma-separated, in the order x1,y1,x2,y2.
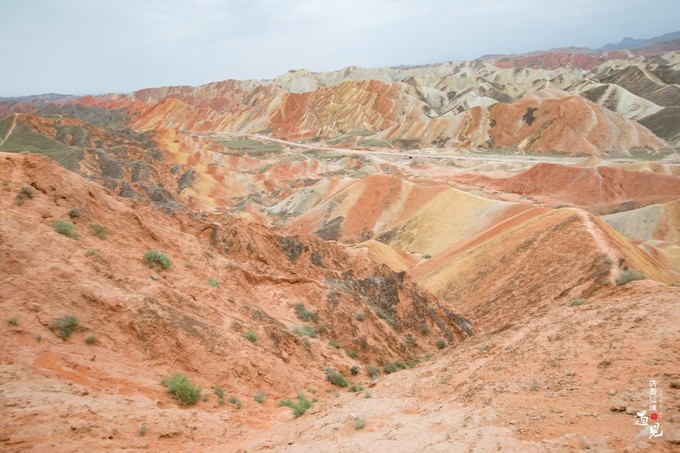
1,35,679,452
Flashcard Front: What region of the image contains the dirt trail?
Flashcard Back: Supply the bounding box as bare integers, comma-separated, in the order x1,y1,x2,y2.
576,210,621,281
0,113,18,147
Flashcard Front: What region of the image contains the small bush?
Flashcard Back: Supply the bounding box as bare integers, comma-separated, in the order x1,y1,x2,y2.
8,317,18,326
84,334,96,345
292,324,317,338
383,361,406,374
350,365,359,375
279,394,312,417
366,364,380,380
202,393,210,402
68,208,82,219
214,387,225,399
50,315,79,340
568,298,584,307
354,418,366,430
344,348,356,359
254,391,266,404
139,426,148,437
161,373,201,405
14,186,34,205
437,339,447,349
604,257,613,266
53,219,78,239
325,368,348,387
616,269,645,286
422,254,432,259
329,339,340,349
208,279,220,287
355,312,365,321
529,380,539,392
244,330,258,344
229,396,242,409
85,248,99,257
348,384,364,393
294,303,319,322
144,250,171,270
364,390,372,398
89,224,107,239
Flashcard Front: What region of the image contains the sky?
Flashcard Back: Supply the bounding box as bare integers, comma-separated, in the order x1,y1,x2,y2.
1,0,678,97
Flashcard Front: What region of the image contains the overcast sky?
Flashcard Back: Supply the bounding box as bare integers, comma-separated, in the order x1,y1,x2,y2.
1,0,678,96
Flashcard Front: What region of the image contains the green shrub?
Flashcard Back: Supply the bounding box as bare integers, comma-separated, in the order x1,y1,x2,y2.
279,394,312,417
254,391,266,404
68,208,82,219
229,396,242,409
568,298,584,307
294,303,319,322
604,257,613,266
329,339,340,349
244,330,258,344
202,393,210,402
292,324,317,338
366,364,380,380
84,334,96,345
161,373,201,405
437,339,447,349
208,279,220,287
350,365,359,375
53,219,78,239
383,360,406,374
348,384,364,393
8,317,18,326
616,269,645,285
214,387,225,399
143,250,171,270
89,224,107,239
139,426,148,436
354,418,366,430
50,315,80,340
85,248,99,257
364,390,372,398
325,368,348,387
14,186,34,205
344,348,356,358
355,312,365,321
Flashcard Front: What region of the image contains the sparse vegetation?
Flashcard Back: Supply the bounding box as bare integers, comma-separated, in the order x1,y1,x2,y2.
294,303,319,322
50,315,80,340
383,360,407,374
616,269,645,285
202,393,210,402
569,298,584,307
254,391,266,404
437,339,447,349
215,386,225,400
348,384,364,393
53,219,78,239
279,393,312,417
143,249,171,270
68,208,82,219
354,418,366,430
529,380,539,392
366,364,380,380
364,390,372,398
355,312,365,321
329,339,340,349
350,365,359,375
229,396,242,409
244,330,258,344
161,373,201,406
139,426,148,437
325,368,348,387
14,186,34,205
89,224,107,239
604,257,613,266
85,334,96,345
344,348,357,359
292,324,317,338
208,279,220,287
8,317,18,326
85,247,99,257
